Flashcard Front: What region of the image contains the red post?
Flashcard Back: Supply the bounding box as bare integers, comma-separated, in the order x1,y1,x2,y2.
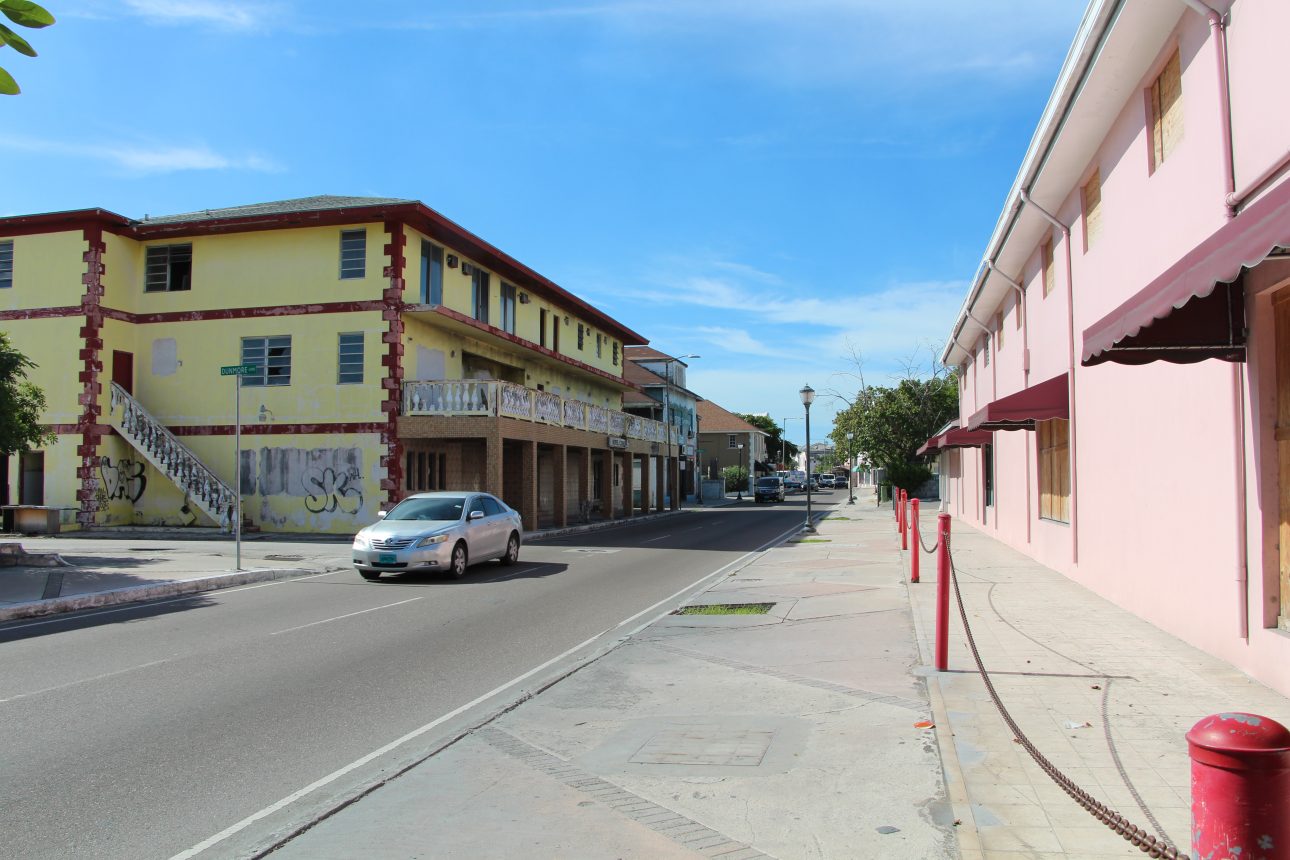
910,498,920,583
1188,713,1290,860
934,513,950,671
901,493,909,551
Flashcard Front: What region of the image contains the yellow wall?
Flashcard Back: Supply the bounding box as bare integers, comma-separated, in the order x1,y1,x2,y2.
104,223,388,314
0,231,86,311
0,317,83,422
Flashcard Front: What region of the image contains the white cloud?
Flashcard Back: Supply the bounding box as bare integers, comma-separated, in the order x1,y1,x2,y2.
122,0,267,30
0,135,283,176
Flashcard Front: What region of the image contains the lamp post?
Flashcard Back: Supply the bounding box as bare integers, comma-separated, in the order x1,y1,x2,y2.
736,443,745,501
660,354,700,508
847,431,855,505
800,384,815,531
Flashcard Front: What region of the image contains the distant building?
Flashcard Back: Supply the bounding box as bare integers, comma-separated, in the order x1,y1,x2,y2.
622,347,702,502
696,400,769,495
0,195,686,533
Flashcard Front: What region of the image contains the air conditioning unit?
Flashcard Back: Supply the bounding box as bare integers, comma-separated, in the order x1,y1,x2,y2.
461,262,474,276
518,292,531,304
446,254,459,268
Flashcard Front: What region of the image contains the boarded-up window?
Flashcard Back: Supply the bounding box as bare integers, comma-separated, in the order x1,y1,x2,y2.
1015,294,1024,329
1148,49,1183,172
1038,418,1070,523
1082,169,1102,252
1042,238,1055,298
996,313,1004,350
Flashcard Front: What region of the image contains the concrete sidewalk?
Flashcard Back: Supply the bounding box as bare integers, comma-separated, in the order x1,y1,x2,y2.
272,497,958,859
269,493,1290,860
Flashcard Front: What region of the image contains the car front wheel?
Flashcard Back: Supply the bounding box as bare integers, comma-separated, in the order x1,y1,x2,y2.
500,533,520,565
450,542,468,578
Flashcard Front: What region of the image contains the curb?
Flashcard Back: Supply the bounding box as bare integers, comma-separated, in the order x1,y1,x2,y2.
0,564,344,624
524,508,692,542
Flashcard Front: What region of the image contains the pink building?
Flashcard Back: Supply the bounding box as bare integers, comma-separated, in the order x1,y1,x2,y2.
932,0,1290,695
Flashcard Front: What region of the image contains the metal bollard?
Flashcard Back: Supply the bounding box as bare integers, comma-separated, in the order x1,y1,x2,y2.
910,498,920,583
901,493,909,551
935,513,950,671
1187,713,1290,860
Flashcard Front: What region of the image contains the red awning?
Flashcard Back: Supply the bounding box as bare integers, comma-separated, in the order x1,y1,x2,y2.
966,373,1068,431
916,436,939,456
939,428,993,449
1080,179,1290,366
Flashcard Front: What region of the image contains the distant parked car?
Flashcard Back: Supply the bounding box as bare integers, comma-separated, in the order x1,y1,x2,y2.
352,491,522,580
754,476,786,503
819,474,836,488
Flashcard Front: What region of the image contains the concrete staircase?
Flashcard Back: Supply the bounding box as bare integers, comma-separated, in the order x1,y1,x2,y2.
107,382,236,529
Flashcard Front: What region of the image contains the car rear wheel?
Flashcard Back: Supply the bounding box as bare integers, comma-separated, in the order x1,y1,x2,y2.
450,542,468,578
359,570,381,581
500,533,520,565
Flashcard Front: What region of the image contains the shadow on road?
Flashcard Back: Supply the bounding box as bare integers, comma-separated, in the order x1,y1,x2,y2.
0,591,219,643
359,560,570,586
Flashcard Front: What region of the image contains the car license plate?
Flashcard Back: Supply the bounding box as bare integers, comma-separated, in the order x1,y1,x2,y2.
378,553,396,564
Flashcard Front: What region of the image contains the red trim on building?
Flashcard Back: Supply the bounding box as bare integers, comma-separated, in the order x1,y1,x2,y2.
0,300,385,324
76,227,106,527
381,220,407,504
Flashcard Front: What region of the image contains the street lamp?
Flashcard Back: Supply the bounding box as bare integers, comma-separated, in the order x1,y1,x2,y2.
736,443,745,501
661,354,700,509
800,383,815,531
847,431,855,505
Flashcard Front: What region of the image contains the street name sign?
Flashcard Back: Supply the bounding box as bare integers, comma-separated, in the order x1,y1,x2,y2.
221,364,257,376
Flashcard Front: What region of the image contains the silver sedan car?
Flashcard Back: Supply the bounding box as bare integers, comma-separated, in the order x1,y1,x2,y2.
352,491,523,580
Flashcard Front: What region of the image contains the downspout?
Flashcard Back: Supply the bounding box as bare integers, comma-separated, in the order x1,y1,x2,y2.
1179,0,1248,638
1179,0,1236,218
1020,190,1079,565
985,261,1032,545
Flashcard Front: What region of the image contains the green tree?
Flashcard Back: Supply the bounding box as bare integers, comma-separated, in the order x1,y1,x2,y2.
832,371,958,493
736,414,799,466
0,1,55,95
0,331,54,460
721,465,748,492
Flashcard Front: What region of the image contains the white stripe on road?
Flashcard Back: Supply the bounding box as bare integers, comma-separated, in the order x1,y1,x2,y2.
269,597,426,636
171,517,806,860
0,659,171,705
0,569,352,632
642,534,671,543
485,566,542,583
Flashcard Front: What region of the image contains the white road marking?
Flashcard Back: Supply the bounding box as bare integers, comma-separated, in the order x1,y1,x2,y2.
642,534,671,543
0,569,351,632
486,566,542,583
0,659,170,705
270,597,425,636
171,518,806,860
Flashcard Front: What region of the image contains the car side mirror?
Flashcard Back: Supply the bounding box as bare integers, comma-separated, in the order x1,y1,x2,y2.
376,510,387,519
469,510,485,520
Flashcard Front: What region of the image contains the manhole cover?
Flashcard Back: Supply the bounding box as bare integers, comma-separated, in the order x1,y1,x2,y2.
630,728,775,766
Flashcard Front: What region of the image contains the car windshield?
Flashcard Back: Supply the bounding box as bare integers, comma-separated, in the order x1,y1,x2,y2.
756,478,780,487
385,497,466,522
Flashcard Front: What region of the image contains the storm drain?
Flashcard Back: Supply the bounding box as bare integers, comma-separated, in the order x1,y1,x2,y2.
673,603,774,616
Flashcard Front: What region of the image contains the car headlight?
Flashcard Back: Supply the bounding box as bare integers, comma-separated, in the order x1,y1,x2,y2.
352,533,369,550
417,534,449,547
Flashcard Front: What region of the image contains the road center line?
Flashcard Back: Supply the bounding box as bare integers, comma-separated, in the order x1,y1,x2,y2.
485,566,542,583
171,517,808,860
642,534,671,543
269,597,425,636
0,659,171,705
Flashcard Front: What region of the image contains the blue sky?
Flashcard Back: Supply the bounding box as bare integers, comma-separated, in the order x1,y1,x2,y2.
3,0,1086,445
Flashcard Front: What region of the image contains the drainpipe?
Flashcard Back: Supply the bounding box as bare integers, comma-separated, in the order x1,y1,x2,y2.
1179,0,1248,638
985,261,1032,545
1179,0,1236,219
1020,190,1079,565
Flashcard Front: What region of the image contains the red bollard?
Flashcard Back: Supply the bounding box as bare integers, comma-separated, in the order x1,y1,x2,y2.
1188,713,1290,859
910,498,920,583
934,513,950,671
901,494,909,551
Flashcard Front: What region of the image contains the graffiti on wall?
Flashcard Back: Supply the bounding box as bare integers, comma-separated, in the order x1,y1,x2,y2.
99,457,147,503
239,447,365,518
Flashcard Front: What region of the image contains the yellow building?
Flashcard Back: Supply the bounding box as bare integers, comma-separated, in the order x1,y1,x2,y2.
0,195,678,534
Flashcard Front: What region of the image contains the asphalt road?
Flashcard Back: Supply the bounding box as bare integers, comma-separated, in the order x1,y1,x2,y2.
0,499,818,860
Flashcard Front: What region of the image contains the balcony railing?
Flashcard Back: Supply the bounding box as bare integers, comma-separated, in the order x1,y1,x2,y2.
403,379,678,445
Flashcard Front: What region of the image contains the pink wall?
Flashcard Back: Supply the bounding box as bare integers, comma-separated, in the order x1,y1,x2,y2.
943,0,1290,696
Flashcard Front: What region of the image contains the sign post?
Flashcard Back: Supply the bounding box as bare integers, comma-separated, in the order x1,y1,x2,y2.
221,364,257,570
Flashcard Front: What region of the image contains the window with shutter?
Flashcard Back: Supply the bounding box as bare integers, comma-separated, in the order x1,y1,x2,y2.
1148,49,1183,173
